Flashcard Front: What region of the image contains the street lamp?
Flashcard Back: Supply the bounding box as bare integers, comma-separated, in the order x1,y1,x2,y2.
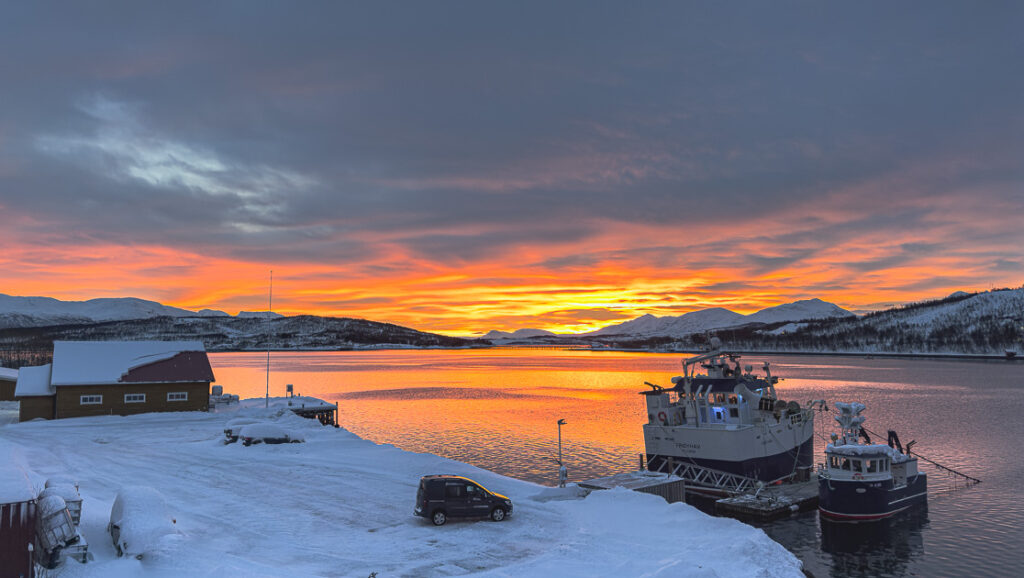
557,418,567,488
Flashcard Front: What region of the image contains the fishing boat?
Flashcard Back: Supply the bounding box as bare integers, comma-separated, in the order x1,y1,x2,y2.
818,402,927,521
640,350,817,484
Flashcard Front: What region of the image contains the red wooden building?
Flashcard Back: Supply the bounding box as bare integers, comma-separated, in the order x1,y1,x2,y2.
1,442,37,578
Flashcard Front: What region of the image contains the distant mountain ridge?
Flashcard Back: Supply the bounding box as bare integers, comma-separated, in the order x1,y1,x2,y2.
0,294,228,329
0,294,472,364
583,298,854,338
482,328,557,339
1,288,1020,358
472,290,1023,355
594,287,1023,356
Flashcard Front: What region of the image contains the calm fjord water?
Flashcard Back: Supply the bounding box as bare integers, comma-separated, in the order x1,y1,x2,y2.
210,349,1022,577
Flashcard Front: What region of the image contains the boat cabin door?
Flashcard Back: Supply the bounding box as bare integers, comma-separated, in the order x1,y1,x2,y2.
892,462,907,488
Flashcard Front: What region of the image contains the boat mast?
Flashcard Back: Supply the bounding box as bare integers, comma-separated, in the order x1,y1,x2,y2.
265,270,273,409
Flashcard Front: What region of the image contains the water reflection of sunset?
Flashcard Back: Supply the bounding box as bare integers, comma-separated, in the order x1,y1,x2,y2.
209,349,681,482
209,349,827,484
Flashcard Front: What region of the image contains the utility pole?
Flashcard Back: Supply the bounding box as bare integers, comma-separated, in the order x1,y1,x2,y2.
557,418,567,487
265,270,273,409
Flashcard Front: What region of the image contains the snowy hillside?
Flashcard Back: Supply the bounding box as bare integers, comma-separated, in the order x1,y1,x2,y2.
0,404,803,577
0,294,228,329
722,287,1024,355
0,316,472,364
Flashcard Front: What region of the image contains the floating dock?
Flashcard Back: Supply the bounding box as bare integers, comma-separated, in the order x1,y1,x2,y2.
714,479,819,521
579,468,819,520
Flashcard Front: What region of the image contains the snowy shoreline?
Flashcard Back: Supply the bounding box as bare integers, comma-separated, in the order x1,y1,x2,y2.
1,401,804,577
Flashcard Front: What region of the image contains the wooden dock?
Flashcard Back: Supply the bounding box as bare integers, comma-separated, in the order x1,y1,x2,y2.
579,471,688,504
714,479,819,521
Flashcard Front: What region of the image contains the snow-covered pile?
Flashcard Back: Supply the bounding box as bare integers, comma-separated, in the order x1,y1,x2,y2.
108,485,182,559
0,404,803,577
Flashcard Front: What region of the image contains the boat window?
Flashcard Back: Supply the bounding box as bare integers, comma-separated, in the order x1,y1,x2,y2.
867,460,877,473
852,460,863,473
841,459,851,471
728,395,738,405
729,407,739,418
829,456,839,468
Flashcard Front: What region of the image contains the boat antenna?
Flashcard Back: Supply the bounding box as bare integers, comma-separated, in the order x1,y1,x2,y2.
265,270,273,409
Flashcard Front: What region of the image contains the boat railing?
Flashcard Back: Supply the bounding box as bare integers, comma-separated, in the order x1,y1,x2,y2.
662,459,767,495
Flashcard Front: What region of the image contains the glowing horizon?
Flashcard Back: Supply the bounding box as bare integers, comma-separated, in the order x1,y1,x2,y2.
1,4,1021,337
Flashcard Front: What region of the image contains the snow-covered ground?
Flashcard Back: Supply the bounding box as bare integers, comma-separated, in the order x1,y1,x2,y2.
0,402,803,578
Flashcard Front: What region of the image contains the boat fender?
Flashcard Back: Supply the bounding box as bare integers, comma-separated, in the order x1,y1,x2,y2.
658,411,668,425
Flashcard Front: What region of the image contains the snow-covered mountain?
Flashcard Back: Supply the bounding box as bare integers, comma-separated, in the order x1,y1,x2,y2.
586,308,748,337
586,299,854,338
745,298,855,325
0,294,228,329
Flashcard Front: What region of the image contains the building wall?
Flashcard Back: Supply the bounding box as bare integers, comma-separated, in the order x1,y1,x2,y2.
54,381,210,419
0,500,37,578
18,396,55,421
0,379,15,401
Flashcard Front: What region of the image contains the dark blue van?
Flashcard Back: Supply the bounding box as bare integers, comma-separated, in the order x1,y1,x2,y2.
414,475,513,526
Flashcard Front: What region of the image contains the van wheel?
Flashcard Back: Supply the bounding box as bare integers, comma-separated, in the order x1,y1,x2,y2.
432,510,447,526
490,507,506,522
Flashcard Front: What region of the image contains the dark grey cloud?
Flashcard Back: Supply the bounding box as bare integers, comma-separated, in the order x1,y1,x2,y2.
1,1,1022,275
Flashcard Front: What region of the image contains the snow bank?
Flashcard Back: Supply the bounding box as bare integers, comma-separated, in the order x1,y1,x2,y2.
1,405,803,577
0,439,38,503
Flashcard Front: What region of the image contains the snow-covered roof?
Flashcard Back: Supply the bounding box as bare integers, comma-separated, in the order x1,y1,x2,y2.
14,364,55,397
51,340,208,386
826,443,911,463
0,366,18,381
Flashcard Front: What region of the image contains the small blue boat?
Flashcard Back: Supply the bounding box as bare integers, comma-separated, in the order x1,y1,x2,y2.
818,402,927,521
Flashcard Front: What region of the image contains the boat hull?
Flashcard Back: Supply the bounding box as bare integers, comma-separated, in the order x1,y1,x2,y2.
646,435,814,481
818,473,928,521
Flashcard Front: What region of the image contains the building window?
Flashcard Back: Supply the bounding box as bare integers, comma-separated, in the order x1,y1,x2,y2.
124,393,146,404
80,395,102,405
167,392,188,402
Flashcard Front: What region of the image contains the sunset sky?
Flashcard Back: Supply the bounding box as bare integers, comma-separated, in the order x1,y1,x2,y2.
1,2,1022,336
